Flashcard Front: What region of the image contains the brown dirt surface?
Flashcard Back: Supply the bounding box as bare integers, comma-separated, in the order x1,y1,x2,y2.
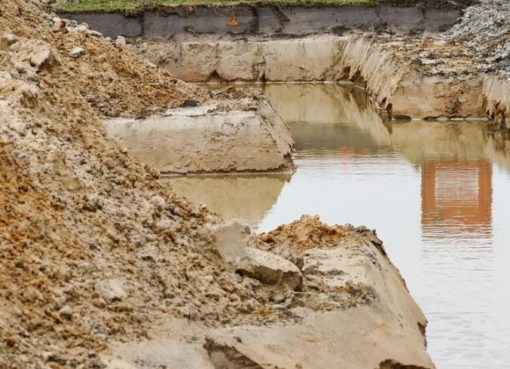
255,216,379,312
259,215,354,251
0,0,208,118
0,0,432,367
0,1,283,368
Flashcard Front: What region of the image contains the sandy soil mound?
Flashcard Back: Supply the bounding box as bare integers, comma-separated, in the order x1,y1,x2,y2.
0,2,281,368
0,2,434,368
259,215,354,250
101,216,434,369
0,0,208,117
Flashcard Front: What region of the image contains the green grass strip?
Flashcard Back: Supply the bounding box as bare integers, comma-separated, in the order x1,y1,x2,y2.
55,0,378,13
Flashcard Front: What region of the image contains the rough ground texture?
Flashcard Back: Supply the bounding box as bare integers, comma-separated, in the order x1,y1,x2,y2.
446,0,510,127
120,0,510,125
103,216,435,369
1,0,208,118
104,87,295,174
58,0,510,125
132,34,486,119
446,0,510,76
1,1,432,368
0,2,282,368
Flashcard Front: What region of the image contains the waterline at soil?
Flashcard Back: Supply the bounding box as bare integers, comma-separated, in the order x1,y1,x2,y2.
162,83,510,369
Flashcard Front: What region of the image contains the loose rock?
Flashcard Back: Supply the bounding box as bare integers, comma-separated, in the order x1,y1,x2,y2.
69,46,85,58
238,247,303,290
58,305,73,319
95,280,127,302
207,221,251,264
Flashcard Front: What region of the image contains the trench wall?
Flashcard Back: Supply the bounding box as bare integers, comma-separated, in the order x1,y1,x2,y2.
59,5,462,39
103,101,295,174
61,6,507,122
484,77,510,129
133,36,486,120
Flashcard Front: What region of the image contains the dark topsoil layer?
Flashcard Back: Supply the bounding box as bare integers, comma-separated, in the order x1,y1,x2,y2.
56,0,476,15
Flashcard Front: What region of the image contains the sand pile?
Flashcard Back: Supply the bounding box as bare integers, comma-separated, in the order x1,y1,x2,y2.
0,1,436,368
0,2,281,368
260,215,355,251
0,0,208,118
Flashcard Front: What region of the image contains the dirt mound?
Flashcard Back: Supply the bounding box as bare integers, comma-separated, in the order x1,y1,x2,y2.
259,215,353,251
0,2,283,368
0,1,435,368
0,0,208,117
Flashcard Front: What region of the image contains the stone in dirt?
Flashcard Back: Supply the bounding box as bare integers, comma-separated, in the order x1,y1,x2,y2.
58,305,73,319
68,46,85,58
207,221,251,264
95,279,127,302
0,34,19,50
237,247,303,290
208,221,302,289
114,35,127,48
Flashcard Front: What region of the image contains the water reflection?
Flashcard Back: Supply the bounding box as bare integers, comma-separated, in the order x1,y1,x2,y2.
167,83,510,369
162,175,291,227
265,83,392,146
421,160,493,241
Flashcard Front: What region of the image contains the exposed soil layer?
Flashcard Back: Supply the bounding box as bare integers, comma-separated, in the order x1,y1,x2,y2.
0,2,278,367
131,34,486,120
55,0,474,13
103,88,295,174
58,2,465,39
0,1,436,369
102,216,435,369
62,0,510,124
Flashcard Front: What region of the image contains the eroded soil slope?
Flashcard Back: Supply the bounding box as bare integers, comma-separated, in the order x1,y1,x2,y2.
0,1,280,367
0,1,435,368
1,0,208,118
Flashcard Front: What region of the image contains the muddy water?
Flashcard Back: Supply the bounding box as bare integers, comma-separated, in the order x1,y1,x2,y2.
163,84,510,369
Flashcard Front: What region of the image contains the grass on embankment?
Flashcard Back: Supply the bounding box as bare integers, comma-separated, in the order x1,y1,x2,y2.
54,0,378,12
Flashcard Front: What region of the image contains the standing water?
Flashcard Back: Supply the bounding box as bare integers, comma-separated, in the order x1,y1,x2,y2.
163,83,510,369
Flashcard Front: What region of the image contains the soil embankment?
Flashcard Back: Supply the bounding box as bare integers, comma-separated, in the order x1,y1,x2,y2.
132,34,485,119
59,0,510,124
103,216,435,369
104,94,294,174
1,1,435,368
58,1,466,39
